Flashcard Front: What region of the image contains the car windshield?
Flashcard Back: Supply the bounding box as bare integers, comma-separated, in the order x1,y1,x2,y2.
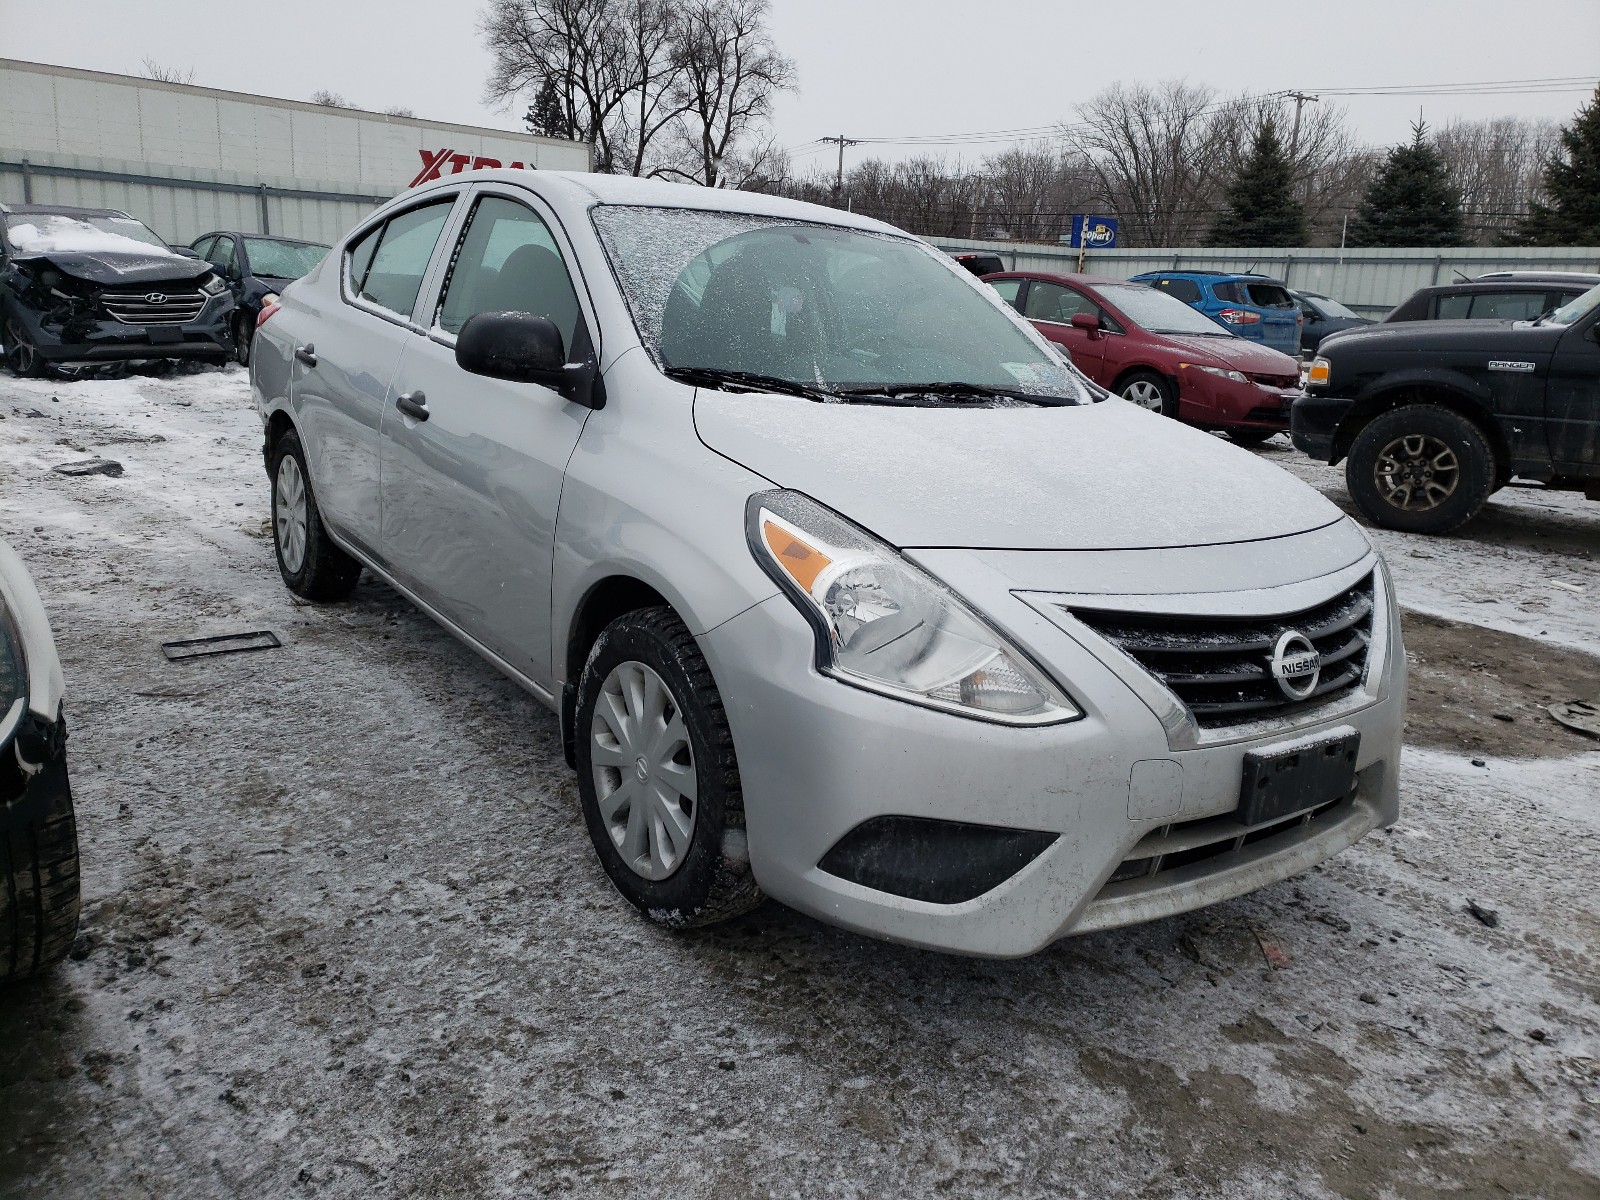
591,205,1085,402
242,237,327,279
1309,295,1362,319
1099,284,1234,336
4,212,176,257
1544,282,1600,326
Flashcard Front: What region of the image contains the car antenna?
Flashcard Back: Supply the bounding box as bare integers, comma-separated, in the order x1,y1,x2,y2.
1451,269,1472,283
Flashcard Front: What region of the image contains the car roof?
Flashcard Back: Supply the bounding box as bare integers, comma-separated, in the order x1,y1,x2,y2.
199,230,330,248
0,203,133,219
1473,270,1600,284
1420,279,1574,296
1128,270,1287,284
401,169,906,239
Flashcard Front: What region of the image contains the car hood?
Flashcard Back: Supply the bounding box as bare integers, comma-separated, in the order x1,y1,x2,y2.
1324,318,1565,355
1159,334,1299,374
13,249,214,287
694,392,1342,550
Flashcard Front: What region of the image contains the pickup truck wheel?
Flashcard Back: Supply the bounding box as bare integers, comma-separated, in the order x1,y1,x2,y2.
1119,371,1177,417
269,428,362,600
575,607,762,928
1346,406,1494,534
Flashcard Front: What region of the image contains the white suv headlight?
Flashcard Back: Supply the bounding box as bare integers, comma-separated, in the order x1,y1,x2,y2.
748,491,1079,725
200,274,229,296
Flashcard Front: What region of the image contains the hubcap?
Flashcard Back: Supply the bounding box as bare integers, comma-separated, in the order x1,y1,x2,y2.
590,660,697,882
5,319,36,374
1122,379,1165,411
274,454,309,572
1373,433,1459,512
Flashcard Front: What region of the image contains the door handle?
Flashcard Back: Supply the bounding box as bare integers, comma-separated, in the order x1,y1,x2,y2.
395,390,429,422
294,343,317,367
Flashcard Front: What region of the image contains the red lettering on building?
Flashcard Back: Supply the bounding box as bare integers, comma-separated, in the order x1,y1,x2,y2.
411,149,532,188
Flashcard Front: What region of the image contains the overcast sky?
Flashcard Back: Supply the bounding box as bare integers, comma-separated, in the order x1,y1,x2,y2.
2,0,1595,173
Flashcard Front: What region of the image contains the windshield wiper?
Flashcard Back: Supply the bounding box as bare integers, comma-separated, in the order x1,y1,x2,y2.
664,366,836,402
834,382,1063,405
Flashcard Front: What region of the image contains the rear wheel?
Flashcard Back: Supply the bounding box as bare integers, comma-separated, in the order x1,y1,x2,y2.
1119,370,1177,417
269,428,362,600
575,607,762,928
1346,405,1495,534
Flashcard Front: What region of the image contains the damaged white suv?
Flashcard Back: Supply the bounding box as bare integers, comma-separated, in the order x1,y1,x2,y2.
252,172,1405,957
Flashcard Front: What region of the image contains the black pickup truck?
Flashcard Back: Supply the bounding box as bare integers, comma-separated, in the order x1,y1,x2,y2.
1292,283,1600,534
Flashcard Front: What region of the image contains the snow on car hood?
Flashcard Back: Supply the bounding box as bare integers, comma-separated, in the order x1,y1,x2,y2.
694,392,1342,550
6,220,211,286
1161,335,1297,374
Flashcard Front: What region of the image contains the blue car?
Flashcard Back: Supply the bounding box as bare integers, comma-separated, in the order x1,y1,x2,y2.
1127,271,1303,356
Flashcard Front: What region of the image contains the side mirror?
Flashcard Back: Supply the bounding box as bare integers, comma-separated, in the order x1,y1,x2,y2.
1070,312,1101,337
455,311,605,409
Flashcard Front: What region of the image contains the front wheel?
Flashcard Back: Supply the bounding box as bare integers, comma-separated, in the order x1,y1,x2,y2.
1345,405,1495,534
3,314,44,378
233,313,253,368
575,607,762,928
1119,370,1177,417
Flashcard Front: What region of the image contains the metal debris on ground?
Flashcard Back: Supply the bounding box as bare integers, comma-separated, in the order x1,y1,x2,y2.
1547,699,1600,739
161,630,282,662
1465,900,1500,928
1254,929,1291,970
52,458,123,478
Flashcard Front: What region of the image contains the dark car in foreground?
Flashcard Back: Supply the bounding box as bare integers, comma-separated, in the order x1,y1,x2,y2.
1293,289,1370,354
191,231,328,365
1381,273,1600,325
1294,283,1600,534
987,270,1302,443
0,205,235,376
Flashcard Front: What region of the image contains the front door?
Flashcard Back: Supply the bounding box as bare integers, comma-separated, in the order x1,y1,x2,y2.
1022,280,1107,380
1546,317,1600,474
379,188,594,689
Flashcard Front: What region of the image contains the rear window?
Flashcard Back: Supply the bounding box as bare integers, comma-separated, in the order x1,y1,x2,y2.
951,253,1004,277
1150,277,1201,303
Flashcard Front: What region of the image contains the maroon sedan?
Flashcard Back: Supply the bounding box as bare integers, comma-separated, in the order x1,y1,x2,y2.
985,271,1303,445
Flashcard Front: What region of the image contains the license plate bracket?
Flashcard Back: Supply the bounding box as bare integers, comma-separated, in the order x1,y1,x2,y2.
1238,731,1360,826
146,327,182,344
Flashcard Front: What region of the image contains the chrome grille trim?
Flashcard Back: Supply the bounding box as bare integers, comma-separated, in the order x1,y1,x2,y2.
100,290,208,325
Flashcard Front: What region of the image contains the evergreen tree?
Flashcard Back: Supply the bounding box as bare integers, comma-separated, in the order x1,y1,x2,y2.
1208,118,1307,246
1516,85,1600,246
524,79,569,140
1348,122,1467,247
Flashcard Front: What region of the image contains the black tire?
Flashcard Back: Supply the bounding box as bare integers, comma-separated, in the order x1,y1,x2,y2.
1345,405,1495,535
574,607,762,928
3,733,81,984
269,428,362,600
1226,428,1280,447
233,313,253,368
1118,369,1178,418
3,313,45,379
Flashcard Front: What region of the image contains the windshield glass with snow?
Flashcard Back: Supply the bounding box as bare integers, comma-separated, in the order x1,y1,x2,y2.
242,237,327,280
591,206,1084,402
1545,282,1600,327
4,212,176,257
1100,283,1236,336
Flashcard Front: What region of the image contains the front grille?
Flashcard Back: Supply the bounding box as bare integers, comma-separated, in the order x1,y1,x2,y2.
1071,574,1374,728
1248,371,1299,390
1099,794,1355,893
100,289,208,326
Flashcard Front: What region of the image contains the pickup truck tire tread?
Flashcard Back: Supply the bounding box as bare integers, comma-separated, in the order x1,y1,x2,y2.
1346,405,1495,535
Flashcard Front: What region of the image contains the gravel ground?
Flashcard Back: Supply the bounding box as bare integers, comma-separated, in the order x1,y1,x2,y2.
1,368,1597,1199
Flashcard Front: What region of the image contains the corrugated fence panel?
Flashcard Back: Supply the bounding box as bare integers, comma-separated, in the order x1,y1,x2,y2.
927,236,1600,316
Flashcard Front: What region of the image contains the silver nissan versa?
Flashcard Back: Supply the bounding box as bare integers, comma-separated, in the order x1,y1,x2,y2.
251,172,1405,958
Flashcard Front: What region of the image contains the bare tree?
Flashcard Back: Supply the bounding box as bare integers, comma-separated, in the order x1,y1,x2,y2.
140,58,195,86
310,90,357,109
383,106,417,119
1437,116,1561,244
668,0,795,187
611,0,693,177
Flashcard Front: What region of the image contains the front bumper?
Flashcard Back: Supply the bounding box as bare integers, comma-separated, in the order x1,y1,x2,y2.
701,552,1404,958
1291,392,1356,462
1178,372,1300,430
8,294,233,364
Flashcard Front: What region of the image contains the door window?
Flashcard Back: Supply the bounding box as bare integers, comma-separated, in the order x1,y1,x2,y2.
211,236,237,277
1023,281,1096,324
434,195,582,352
190,236,215,261
1470,291,1545,320
348,199,455,320
1153,277,1202,304
1436,293,1471,320
987,278,1023,311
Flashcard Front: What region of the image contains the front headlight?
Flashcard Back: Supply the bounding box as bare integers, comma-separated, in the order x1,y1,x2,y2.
1179,362,1247,384
747,491,1080,725
200,274,229,295
261,292,280,308
1307,356,1332,387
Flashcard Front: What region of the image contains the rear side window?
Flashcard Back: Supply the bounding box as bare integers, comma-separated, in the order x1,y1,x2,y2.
1153,277,1202,304
346,199,455,319
1470,292,1545,320
1212,281,1247,304
435,195,582,352
1436,293,1471,320
1023,281,1096,324
1245,283,1293,308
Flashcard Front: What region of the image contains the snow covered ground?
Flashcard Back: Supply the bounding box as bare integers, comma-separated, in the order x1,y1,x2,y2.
1,371,1596,1199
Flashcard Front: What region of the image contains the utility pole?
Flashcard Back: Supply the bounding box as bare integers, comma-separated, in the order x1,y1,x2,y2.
819,134,860,203
1285,91,1320,208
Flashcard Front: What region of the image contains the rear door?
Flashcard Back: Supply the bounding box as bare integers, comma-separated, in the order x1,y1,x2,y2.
293,195,459,560
378,185,595,687
1546,313,1600,473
